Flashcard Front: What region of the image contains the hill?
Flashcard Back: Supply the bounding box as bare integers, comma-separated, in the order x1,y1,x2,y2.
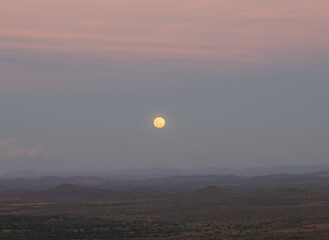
3,164,329,178
0,184,166,202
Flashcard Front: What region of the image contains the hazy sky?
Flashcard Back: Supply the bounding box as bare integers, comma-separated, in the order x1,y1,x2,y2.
1,0,329,173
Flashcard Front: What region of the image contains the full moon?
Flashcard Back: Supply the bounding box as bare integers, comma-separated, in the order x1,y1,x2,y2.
154,117,166,128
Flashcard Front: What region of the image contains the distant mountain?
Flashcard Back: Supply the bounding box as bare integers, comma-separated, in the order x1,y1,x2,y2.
241,165,329,175
3,164,329,178
1,172,329,192
309,170,329,177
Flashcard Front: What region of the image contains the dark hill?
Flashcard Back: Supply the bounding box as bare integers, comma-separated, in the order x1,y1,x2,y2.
309,170,329,177
35,184,119,201
0,184,167,202
0,189,34,201
192,186,231,195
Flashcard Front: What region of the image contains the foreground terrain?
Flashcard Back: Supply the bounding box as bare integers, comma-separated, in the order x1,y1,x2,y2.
1,174,329,239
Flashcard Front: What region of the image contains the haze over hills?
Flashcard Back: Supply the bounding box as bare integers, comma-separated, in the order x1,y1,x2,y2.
1,171,329,192
2,167,329,239
2,164,329,178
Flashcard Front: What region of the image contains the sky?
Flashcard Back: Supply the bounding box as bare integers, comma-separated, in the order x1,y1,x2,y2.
1,0,329,173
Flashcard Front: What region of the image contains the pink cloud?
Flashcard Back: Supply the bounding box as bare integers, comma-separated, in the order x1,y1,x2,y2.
0,0,328,93
0,139,63,158
1,0,328,64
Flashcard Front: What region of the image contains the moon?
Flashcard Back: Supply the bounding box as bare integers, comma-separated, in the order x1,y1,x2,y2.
154,117,166,128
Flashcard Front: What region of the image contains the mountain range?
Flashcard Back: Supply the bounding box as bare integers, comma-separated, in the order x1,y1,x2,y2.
2,164,329,178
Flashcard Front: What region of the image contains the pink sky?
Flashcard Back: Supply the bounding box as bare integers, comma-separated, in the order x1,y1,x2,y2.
1,1,329,172
1,0,328,64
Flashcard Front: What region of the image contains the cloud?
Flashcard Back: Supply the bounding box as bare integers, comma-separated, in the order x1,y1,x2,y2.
1,0,328,94
0,138,63,158
1,0,328,65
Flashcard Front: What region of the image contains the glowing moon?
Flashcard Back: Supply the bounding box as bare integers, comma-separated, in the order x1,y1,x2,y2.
154,117,166,128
